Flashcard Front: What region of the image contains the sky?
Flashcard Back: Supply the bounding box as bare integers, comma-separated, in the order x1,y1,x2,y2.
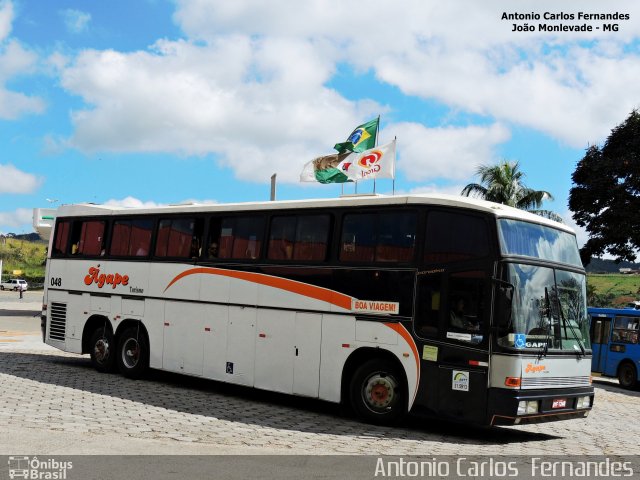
1,0,640,248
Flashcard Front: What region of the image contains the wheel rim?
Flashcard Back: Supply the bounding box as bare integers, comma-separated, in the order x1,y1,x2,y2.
122,338,140,369
361,372,398,413
620,365,634,386
94,337,111,364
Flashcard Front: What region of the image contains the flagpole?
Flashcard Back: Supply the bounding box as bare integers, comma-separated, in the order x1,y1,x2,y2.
373,115,380,195
392,135,396,195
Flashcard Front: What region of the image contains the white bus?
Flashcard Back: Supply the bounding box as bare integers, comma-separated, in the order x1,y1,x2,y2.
40,194,594,426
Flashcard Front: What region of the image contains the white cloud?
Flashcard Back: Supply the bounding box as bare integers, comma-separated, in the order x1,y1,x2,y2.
0,2,45,119
0,164,42,194
103,196,164,208
389,122,511,181
0,207,32,229
61,9,91,34
54,0,640,182
103,196,218,208
0,0,12,43
403,184,468,197
61,38,379,182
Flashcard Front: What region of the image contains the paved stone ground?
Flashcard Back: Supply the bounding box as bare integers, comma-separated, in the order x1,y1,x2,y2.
1,291,639,455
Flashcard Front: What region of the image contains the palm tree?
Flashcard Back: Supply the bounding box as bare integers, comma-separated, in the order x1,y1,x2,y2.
461,160,562,222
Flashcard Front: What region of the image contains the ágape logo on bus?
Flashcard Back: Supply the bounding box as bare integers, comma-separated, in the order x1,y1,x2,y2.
84,266,129,289
525,363,546,374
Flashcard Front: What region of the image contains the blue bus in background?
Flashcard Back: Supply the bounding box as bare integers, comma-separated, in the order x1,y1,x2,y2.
589,307,640,389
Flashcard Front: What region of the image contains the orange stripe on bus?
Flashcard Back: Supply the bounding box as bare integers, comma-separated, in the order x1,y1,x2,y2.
164,267,353,310
384,322,421,405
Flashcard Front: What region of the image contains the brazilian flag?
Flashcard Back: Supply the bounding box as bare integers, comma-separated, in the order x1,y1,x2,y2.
334,117,379,154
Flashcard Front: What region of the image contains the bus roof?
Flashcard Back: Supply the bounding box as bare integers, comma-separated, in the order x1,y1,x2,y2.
588,307,640,316
52,194,574,234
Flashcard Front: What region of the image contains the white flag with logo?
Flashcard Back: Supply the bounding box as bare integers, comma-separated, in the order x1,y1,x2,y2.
337,139,396,181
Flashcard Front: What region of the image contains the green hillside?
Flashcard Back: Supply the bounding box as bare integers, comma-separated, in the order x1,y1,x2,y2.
587,274,640,307
0,236,47,286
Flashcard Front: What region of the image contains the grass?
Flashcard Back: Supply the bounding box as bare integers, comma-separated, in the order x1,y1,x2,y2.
587,274,640,298
0,237,47,284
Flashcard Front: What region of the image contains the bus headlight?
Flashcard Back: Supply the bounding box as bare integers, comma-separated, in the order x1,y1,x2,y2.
576,396,591,409
517,400,539,415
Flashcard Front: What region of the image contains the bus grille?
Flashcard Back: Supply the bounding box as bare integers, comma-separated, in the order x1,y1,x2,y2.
521,376,591,388
49,302,67,341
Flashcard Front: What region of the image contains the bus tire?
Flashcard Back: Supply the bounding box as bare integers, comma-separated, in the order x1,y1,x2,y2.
618,362,638,389
89,327,116,373
349,358,406,425
116,326,149,379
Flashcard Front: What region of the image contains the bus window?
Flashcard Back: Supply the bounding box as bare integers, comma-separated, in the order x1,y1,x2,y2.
376,213,416,262
211,216,265,260
268,215,330,261
612,316,640,344
110,219,154,257
69,220,105,256
155,218,204,258
415,273,442,338
425,211,489,264
340,212,416,263
52,220,71,256
445,270,487,344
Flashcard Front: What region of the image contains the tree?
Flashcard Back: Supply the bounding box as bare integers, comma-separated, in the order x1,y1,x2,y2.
461,160,560,220
569,110,640,265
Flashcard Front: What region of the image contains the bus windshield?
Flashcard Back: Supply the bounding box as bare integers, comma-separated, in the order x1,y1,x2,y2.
497,263,591,352
498,219,582,267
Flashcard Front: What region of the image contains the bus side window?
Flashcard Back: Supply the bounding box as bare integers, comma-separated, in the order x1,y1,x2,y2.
415,273,442,338
69,220,105,256
52,220,71,256
446,271,487,342
424,211,489,264
207,218,222,258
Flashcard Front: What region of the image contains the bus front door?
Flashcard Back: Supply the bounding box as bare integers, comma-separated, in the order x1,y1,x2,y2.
590,316,612,374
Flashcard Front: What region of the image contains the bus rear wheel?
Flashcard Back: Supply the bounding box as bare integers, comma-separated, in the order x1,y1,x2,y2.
89,327,116,373
116,326,149,379
349,358,406,425
618,362,638,389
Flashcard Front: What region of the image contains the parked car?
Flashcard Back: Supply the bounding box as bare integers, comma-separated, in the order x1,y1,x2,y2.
0,279,28,291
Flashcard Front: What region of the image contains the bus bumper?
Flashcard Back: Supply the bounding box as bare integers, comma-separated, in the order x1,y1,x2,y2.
488,386,594,426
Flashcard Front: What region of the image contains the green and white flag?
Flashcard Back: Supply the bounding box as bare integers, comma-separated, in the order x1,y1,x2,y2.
333,117,379,153
300,140,395,183
299,152,353,184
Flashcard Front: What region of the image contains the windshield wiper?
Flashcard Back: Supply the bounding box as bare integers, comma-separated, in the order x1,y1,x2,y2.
538,287,552,359
557,300,586,358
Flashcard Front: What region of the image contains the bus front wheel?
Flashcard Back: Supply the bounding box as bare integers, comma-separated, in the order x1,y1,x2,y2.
349,358,406,425
618,362,638,389
89,327,116,373
116,326,149,379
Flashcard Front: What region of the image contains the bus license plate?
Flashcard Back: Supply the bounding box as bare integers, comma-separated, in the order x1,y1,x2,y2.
552,398,567,409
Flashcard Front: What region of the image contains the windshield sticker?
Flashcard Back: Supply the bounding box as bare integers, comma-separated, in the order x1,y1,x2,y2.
352,300,399,315
422,345,438,362
447,331,473,342
452,370,470,392
514,333,527,349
